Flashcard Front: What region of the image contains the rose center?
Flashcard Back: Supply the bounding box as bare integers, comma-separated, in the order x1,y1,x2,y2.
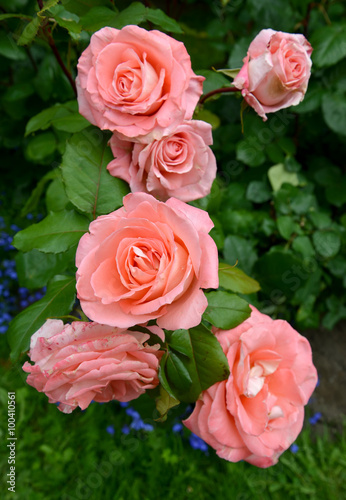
244,359,280,398
127,245,161,285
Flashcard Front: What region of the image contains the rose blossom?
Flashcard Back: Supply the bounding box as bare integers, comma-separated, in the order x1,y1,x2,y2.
76,25,204,142
75,192,218,330
23,319,163,413
183,306,318,467
107,120,217,202
233,29,312,120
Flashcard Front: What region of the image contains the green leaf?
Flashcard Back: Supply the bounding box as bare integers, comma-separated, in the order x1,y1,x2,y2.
311,24,346,68
15,247,76,289
112,2,146,28
146,8,183,33
47,5,81,35
253,250,303,298
25,101,88,136
218,262,260,294
193,108,220,129
8,275,76,359
268,163,300,191
215,68,241,79
0,31,27,60
17,16,41,45
312,230,341,259
61,129,129,217
204,290,251,329
20,168,59,217
155,385,180,421
25,132,57,163
223,235,258,275
236,139,266,167
45,176,71,212
52,113,89,133
80,6,118,31
38,0,60,16
162,325,230,403
246,180,271,203
13,210,89,254
292,235,315,259
0,13,32,21
322,93,346,136
277,215,301,240
196,70,230,94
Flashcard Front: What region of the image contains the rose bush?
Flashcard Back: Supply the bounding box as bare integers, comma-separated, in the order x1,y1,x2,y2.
75,192,218,330
23,319,163,413
76,25,204,142
183,306,318,467
107,120,217,202
233,29,312,120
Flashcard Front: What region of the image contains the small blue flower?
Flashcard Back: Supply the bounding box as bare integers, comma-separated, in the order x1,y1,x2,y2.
119,401,129,408
309,412,322,425
189,433,208,453
121,425,130,435
290,443,299,453
172,423,183,434
125,407,141,419
106,425,115,435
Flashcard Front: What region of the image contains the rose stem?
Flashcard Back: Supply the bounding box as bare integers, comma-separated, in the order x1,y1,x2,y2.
199,86,240,105
36,0,77,97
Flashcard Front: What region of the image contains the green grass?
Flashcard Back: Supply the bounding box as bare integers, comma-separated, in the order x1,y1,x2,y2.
0,374,346,500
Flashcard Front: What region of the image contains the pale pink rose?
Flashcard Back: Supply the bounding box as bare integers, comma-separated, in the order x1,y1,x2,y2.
76,192,218,330
183,306,318,467
107,120,217,202
23,319,163,413
233,29,312,120
76,25,204,142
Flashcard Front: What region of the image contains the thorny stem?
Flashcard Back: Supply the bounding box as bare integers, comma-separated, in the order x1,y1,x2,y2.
199,86,240,105
36,0,77,96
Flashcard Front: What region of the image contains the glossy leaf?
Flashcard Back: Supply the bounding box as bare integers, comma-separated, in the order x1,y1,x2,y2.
13,210,89,253
61,129,129,218
218,262,260,294
204,290,251,329
8,275,76,359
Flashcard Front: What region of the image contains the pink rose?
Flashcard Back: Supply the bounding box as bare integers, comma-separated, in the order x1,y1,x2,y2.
23,319,163,413
107,120,217,202
183,306,318,467
76,25,204,142
76,192,218,330
233,29,312,120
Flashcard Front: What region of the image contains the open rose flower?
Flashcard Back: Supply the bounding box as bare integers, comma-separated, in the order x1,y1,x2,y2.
233,29,312,120
23,319,163,413
76,25,204,142
76,193,218,330
183,306,318,467
107,120,217,202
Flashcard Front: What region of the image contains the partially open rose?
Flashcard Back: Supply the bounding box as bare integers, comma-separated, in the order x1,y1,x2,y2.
107,120,217,202
23,320,163,413
233,30,312,120
76,193,218,330
183,306,318,467
76,25,204,142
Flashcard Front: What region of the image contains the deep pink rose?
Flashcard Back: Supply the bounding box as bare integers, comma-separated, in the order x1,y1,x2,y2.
183,306,318,467
23,319,163,413
233,29,312,120
75,193,218,330
76,25,204,142
107,120,217,202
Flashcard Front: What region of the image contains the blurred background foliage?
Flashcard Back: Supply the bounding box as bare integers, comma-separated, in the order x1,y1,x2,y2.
1,1,346,497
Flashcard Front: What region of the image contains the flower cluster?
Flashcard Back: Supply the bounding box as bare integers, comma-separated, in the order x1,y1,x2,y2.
21,24,317,469
77,25,216,202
